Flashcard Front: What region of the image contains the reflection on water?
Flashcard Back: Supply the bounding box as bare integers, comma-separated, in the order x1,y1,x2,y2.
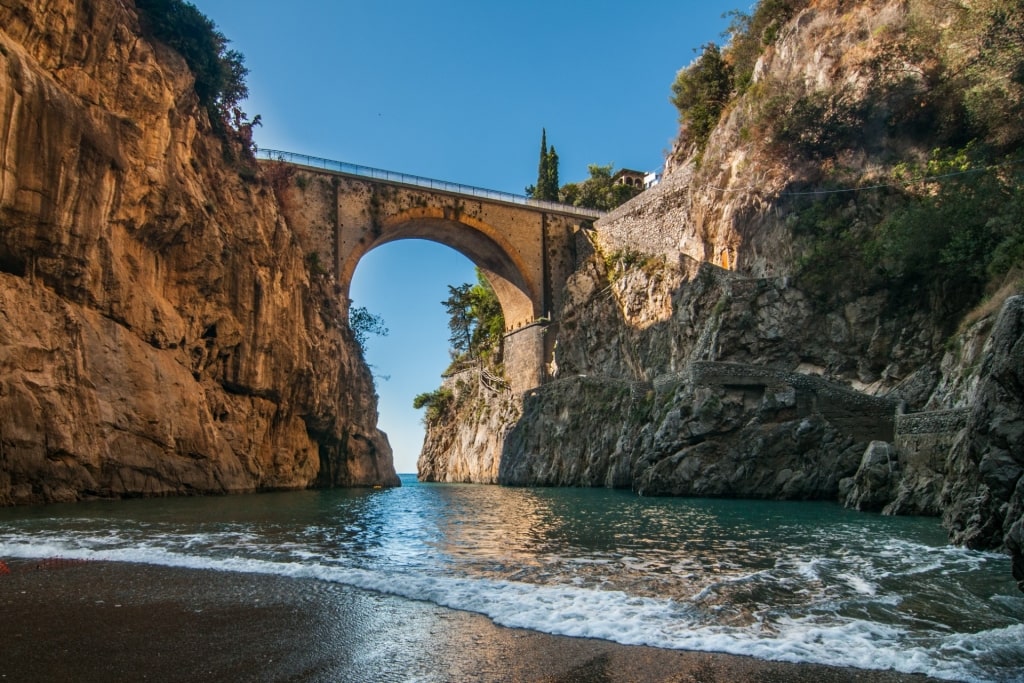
1,475,1022,682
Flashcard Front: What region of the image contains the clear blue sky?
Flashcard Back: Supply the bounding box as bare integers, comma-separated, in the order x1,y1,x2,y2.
195,0,743,473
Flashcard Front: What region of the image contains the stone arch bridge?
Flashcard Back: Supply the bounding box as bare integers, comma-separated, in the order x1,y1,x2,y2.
258,150,603,393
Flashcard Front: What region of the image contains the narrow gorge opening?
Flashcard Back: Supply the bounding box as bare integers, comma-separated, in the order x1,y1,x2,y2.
349,239,480,476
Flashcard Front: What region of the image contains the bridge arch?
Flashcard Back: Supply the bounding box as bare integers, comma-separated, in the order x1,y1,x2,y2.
260,151,601,392
338,206,541,331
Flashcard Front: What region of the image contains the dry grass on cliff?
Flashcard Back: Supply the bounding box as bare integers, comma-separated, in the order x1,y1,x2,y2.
959,268,1024,332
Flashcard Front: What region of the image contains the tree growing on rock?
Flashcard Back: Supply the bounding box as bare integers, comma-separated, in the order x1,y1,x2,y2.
671,42,733,151
442,269,504,365
348,305,388,355
526,129,560,201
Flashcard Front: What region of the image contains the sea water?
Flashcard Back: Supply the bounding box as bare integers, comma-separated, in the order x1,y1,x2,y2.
1,474,1022,682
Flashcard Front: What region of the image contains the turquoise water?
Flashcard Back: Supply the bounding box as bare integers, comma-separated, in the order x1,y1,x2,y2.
1,474,1022,681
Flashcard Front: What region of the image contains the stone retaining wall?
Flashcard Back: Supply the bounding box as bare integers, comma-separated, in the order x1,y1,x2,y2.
690,362,898,412
894,409,970,471
594,165,705,263
689,362,898,441
895,409,970,435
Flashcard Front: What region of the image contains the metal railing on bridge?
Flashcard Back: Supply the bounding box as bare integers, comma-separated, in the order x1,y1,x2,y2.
257,148,605,220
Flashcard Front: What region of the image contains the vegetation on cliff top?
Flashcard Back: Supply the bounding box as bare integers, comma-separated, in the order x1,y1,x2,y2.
672,0,809,154
559,164,642,212
135,0,260,153
670,42,733,152
671,0,1024,319
673,0,1023,166
527,130,641,211
526,129,560,202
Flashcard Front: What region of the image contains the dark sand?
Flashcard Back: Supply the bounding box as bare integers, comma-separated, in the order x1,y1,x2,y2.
0,560,947,682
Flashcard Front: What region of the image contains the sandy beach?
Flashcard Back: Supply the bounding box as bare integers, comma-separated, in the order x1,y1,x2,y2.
0,559,949,683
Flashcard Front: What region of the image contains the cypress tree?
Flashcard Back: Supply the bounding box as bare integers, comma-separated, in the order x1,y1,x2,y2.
535,129,550,199
545,146,559,201
531,129,561,201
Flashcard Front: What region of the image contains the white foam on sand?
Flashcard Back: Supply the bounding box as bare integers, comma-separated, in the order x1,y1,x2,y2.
2,537,1020,683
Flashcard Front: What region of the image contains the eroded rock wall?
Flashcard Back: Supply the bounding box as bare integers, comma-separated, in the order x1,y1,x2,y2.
417,367,521,484
501,373,870,501
0,0,398,504
942,297,1024,590
498,230,1023,587
501,253,905,500
555,249,943,398
415,0,1024,587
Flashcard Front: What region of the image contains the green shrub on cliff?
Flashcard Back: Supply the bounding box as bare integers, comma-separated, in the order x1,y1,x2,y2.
670,43,733,151
877,150,1024,289
789,145,1024,317
349,305,389,354
413,388,453,423
669,1,811,152
723,0,810,93
135,0,253,140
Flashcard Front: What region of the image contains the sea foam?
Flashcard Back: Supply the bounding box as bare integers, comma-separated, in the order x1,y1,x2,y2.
0,537,1016,683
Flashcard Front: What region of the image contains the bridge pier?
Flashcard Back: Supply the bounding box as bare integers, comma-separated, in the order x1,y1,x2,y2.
504,323,548,394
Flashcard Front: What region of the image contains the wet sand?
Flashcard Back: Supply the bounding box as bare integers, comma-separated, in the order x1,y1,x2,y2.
1,560,947,682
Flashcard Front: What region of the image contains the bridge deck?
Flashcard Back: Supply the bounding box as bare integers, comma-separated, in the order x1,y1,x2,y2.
257,149,605,220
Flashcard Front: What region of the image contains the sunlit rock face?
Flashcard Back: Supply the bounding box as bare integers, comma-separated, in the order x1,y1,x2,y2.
0,0,397,504
416,367,521,484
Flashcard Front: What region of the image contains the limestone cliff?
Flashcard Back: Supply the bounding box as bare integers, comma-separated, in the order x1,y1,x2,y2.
494,239,1022,591
500,253,906,499
421,0,1024,590
0,0,399,504
417,365,520,484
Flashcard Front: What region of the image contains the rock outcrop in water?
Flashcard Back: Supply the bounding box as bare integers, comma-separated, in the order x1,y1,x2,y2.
417,365,521,484
420,0,1024,590
0,0,399,504
941,297,1024,590
499,254,907,499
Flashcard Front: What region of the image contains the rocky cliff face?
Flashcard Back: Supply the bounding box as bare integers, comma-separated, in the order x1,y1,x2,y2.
0,0,398,504
420,0,1023,589
600,0,914,278
494,235,1022,589
501,253,906,500
941,297,1024,589
417,367,520,484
